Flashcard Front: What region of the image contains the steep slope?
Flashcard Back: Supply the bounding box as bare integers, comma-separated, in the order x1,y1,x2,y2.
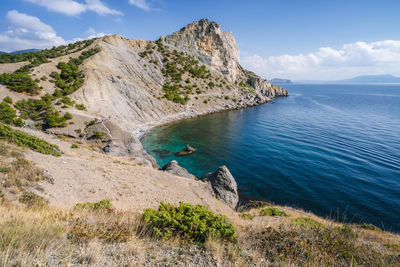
66,20,287,157
0,19,288,164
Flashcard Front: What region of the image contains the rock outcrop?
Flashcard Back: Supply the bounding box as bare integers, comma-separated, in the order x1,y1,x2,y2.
1,19,288,168
164,19,241,82
249,77,289,98
202,166,239,209
161,160,195,180
175,145,196,156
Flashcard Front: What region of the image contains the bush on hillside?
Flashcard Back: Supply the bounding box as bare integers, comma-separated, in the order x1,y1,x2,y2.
0,122,61,156
143,202,236,244
259,207,287,217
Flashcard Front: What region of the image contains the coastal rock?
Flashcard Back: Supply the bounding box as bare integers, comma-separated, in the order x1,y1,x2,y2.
202,166,239,209
161,160,195,179
103,137,158,168
249,77,289,98
175,144,197,156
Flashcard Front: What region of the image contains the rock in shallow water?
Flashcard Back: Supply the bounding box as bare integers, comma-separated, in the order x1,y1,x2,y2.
175,144,197,156
161,160,195,180
202,166,239,209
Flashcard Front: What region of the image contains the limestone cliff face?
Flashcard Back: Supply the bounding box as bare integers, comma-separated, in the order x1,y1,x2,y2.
27,20,288,161
163,19,241,82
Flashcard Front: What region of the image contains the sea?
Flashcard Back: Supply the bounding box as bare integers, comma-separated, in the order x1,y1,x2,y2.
142,84,400,232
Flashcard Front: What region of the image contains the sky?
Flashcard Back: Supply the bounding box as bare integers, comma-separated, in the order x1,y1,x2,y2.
1,0,400,80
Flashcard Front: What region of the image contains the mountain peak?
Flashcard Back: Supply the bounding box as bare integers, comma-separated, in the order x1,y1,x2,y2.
163,19,240,82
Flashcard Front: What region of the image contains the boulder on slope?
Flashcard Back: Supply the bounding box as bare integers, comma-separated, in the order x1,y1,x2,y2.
202,165,239,209
161,160,195,180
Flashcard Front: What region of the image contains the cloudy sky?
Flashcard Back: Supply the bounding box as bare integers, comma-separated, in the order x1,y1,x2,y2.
1,0,400,80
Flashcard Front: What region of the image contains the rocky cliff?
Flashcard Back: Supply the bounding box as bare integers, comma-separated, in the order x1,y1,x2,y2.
71,20,287,147
163,19,241,82
0,19,288,165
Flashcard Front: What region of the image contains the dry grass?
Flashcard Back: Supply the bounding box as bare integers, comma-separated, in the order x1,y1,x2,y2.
0,199,399,266
0,141,47,199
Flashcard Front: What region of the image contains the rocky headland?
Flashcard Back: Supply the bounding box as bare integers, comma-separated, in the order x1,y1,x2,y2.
0,19,396,266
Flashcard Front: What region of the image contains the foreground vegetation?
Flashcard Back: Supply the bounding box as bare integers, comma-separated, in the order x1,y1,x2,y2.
0,197,398,266
0,123,60,156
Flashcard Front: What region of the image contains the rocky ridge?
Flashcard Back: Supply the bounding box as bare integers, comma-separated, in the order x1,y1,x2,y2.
0,19,288,209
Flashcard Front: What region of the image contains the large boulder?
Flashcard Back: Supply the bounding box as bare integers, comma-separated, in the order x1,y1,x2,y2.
102,136,158,168
161,160,195,180
202,166,239,209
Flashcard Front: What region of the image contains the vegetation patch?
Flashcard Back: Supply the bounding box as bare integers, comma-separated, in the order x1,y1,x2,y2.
359,223,382,232
0,39,97,96
143,202,236,244
239,213,254,220
91,131,106,140
51,48,99,96
0,123,61,156
0,100,17,125
19,191,48,208
247,224,398,266
75,199,112,212
70,144,79,149
0,73,40,95
292,217,324,228
259,207,287,217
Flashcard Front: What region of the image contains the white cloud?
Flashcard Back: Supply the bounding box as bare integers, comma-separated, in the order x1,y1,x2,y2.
24,0,122,16
241,40,400,80
85,0,123,15
0,10,65,52
0,11,108,52
129,0,150,11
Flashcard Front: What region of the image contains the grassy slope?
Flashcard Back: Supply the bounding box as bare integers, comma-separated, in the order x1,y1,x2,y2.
0,125,399,266
0,198,399,266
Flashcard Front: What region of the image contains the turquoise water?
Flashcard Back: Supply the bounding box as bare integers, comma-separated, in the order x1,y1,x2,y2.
142,84,400,232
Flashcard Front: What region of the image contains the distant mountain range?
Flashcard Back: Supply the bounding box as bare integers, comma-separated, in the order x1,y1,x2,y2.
337,74,400,84
0,49,41,55
269,78,293,84
295,74,400,84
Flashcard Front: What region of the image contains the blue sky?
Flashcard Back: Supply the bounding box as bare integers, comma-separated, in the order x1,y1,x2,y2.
1,0,400,80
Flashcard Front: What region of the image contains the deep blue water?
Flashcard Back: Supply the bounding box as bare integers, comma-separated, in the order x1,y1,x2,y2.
142,84,400,232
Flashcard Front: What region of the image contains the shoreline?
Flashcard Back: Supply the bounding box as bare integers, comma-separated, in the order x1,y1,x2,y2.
135,95,286,141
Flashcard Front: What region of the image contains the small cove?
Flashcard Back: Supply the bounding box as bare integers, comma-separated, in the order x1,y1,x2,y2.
142,84,400,232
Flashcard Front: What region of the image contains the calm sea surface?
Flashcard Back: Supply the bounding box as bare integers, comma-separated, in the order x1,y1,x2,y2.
142,84,400,232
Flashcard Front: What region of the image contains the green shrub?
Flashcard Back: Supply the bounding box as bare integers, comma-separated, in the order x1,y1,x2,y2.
63,112,73,120
359,223,382,232
92,131,105,140
143,202,236,244
259,207,287,217
75,103,86,110
13,118,24,127
0,101,17,124
0,123,61,156
239,213,254,220
87,119,97,126
75,199,112,211
3,96,12,104
45,111,67,128
0,73,40,95
70,144,79,149
19,191,48,208
293,217,323,228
